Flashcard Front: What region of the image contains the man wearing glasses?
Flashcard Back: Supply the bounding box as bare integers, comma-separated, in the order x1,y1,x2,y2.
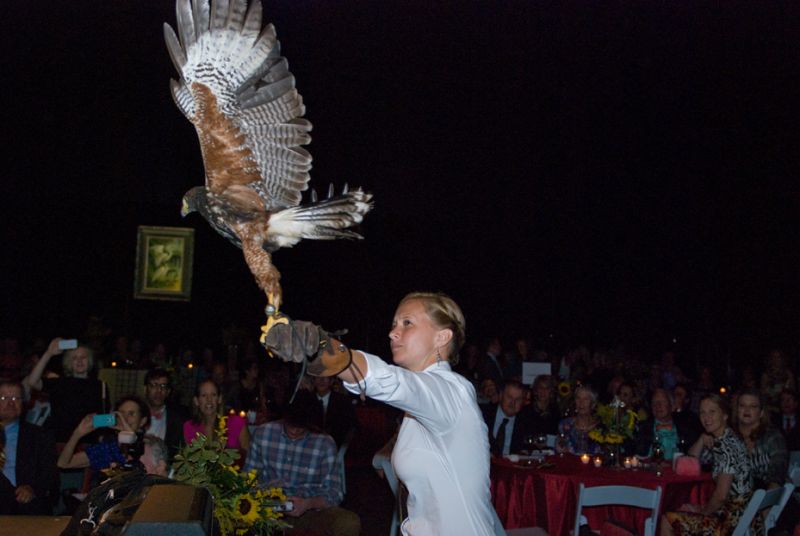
0,380,58,514
142,369,188,461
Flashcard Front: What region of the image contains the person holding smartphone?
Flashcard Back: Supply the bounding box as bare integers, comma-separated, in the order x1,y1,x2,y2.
22,338,107,443
57,395,150,472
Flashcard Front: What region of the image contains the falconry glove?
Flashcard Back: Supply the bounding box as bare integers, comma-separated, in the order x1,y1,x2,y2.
262,318,353,377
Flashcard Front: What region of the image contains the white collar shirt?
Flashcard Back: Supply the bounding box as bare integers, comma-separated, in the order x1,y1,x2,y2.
343,352,499,536
147,407,167,440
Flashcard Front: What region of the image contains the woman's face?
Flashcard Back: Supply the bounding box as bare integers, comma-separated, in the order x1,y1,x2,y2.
535,383,552,405
673,386,688,409
389,299,443,371
194,382,220,418
618,385,634,407
575,389,593,416
71,348,90,376
736,394,762,429
117,400,146,431
699,398,727,436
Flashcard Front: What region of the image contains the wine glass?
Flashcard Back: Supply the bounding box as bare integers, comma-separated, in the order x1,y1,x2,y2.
522,434,535,455
556,433,569,457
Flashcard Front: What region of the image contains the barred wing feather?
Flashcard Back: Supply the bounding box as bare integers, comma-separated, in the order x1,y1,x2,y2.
164,0,311,211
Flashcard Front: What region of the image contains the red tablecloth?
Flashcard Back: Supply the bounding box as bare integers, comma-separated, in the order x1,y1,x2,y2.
491,454,714,536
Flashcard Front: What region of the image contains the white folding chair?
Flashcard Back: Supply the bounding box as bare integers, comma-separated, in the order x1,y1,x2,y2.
790,466,800,487
731,483,794,536
763,483,794,535
573,483,662,536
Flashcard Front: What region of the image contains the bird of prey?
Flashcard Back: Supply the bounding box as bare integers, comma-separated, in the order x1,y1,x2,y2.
164,0,372,326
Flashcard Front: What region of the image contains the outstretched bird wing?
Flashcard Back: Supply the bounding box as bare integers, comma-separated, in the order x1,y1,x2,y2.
164,0,312,214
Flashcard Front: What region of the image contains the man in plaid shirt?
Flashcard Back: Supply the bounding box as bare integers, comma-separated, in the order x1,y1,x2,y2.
244,392,360,535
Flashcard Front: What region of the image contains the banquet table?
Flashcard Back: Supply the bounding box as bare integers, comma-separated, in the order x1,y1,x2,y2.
491,454,714,536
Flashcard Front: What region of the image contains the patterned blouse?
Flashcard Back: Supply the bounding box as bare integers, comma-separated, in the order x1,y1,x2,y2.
699,427,753,496
749,426,788,488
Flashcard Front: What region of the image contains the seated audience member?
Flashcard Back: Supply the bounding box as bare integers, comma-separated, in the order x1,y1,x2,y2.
558,385,602,455
672,383,693,416
733,389,788,490
477,377,500,406
636,389,698,460
673,384,701,435
482,380,531,456
479,338,506,386
661,350,684,391
184,379,249,461
244,395,360,536
760,349,796,413
527,375,560,435
226,359,263,413
143,368,188,460
309,376,357,448
690,365,716,413
58,395,151,472
774,388,800,450
616,381,648,421
23,338,107,443
0,380,58,515
661,394,758,536
454,343,482,387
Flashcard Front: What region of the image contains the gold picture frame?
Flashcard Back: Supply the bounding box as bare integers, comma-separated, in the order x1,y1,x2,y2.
134,226,194,301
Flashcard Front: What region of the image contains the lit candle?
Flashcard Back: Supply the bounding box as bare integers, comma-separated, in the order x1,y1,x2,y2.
187,363,194,369
580,453,591,464
593,456,602,468
624,457,632,469
111,361,117,367
239,410,246,418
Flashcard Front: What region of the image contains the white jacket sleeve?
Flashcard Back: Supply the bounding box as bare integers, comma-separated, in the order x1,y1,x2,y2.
342,352,470,434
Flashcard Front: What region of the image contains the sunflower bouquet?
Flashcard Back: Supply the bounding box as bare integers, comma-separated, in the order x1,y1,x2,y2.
173,417,289,536
589,398,638,445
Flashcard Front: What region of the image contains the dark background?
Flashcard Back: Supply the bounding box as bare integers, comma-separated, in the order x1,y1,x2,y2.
2,1,799,365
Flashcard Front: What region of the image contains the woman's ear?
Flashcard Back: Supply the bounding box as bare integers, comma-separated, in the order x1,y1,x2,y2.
435,328,453,348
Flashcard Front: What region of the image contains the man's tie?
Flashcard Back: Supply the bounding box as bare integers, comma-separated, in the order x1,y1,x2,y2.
492,418,509,455
318,398,327,429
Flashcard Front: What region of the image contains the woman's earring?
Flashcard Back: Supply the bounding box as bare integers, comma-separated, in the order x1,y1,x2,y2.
436,347,442,363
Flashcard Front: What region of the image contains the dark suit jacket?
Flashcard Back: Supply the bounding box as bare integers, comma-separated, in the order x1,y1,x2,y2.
15,420,59,514
773,412,800,450
480,403,531,455
313,391,358,448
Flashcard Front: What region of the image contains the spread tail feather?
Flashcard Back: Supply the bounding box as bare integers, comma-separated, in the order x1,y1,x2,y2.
266,189,373,249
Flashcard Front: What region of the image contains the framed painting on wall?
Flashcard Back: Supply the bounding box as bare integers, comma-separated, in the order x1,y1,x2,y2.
134,226,194,301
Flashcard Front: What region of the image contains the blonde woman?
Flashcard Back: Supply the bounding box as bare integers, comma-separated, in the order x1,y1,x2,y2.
23,338,106,442
266,292,499,535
